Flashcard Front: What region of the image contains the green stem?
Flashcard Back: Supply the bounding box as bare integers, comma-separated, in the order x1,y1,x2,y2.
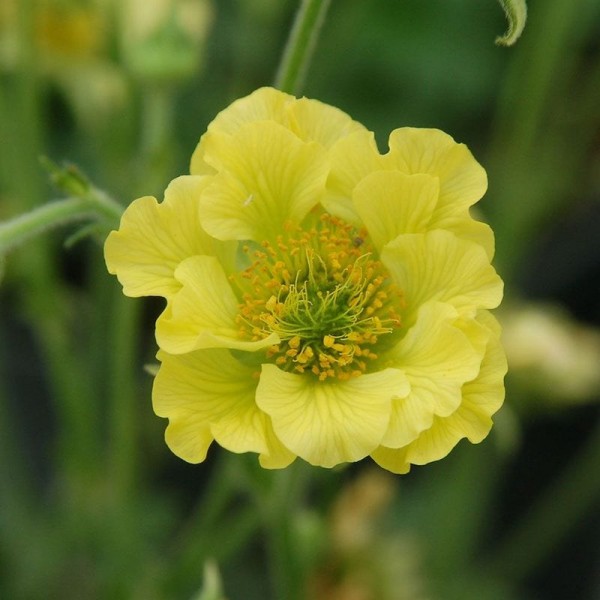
262,464,311,600
0,341,33,535
87,188,125,224
486,420,600,580
0,198,94,254
274,0,332,94
107,291,141,502
0,193,123,256
137,85,176,196
158,453,263,595
140,86,174,158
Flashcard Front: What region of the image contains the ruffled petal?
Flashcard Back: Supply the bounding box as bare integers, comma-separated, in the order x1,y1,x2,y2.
191,87,366,176
353,171,439,251
325,127,493,256
385,128,488,218
382,230,503,325
198,121,329,242
104,175,230,298
370,446,411,475
190,87,295,174
288,96,367,148
371,311,506,473
381,302,485,447
258,417,297,469
156,255,278,353
323,129,386,224
451,312,506,443
256,365,409,467
153,349,273,461
443,213,496,259
403,313,506,465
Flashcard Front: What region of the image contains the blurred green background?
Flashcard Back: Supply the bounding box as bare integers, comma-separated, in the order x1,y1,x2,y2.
1,0,599,598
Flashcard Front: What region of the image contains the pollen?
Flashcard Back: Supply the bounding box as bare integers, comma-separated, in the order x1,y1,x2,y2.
233,213,403,380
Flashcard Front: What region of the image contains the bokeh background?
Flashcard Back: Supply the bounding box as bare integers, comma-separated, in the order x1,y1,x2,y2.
1,0,599,599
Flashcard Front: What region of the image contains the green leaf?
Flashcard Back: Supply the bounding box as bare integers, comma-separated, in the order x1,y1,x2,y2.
495,0,528,46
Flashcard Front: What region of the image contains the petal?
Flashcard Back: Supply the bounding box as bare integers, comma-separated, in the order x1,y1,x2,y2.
288,96,367,148
156,255,278,353
258,417,297,469
163,420,214,465
353,171,439,251
256,365,409,467
382,230,503,325
372,311,506,473
153,349,272,461
323,129,386,224
441,212,496,259
381,302,485,447
385,128,488,218
403,313,507,465
190,87,295,175
453,312,506,443
190,88,366,175
198,121,329,242
104,176,226,298
370,446,412,475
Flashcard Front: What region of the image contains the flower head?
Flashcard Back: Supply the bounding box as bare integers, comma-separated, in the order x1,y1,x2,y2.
105,87,506,473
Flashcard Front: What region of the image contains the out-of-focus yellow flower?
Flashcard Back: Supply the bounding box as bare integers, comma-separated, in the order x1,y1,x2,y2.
502,302,600,403
35,1,106,59
1,0,128,129
0,0,105,70
312,469,428,600
105,87,506,473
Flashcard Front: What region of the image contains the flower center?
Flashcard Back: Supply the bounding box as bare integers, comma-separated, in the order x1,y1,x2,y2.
233,214,403,380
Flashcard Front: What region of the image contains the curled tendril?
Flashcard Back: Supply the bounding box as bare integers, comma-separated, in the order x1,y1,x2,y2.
496,0,528,46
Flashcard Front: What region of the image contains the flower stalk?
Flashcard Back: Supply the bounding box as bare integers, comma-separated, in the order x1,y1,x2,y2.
274,0,332,94
0,181,123,258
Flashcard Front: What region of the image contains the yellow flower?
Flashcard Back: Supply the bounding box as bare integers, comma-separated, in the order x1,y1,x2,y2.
105,87,506,473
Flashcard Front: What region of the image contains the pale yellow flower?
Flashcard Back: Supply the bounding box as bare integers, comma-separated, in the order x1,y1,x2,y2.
105,87,506,473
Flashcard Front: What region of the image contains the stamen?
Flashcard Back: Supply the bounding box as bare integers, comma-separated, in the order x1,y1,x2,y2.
233,214,403,379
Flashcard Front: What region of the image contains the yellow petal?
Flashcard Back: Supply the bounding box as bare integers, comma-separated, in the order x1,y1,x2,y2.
104,175,224,298
156,255,278,353
198,121,329,241
353,171,439,251
442,212,496,259
370,446,412,475
190,87,365,175
256,365,409,467
403,314,507,465
372,311,506,472
453,312,506,443
153,349,271,461
381,302,485,447
382,230,503,325
383,128,494,256
385,128,488,219
163,420,214,465
258,417,297,469
288,96,367,148
190,87,295,175
323,129,386,224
